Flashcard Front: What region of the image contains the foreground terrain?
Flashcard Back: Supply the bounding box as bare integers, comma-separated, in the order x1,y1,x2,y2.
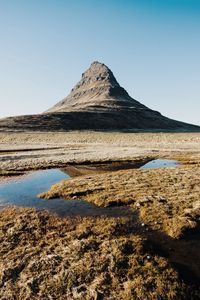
0,132,200,299
0,208,199,300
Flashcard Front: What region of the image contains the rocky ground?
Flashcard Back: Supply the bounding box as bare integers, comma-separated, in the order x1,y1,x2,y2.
0,131,200,173
0,131,200,299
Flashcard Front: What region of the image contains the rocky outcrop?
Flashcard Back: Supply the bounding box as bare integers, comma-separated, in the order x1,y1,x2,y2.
0,61,199,132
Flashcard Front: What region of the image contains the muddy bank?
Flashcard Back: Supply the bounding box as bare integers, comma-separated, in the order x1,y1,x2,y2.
0,157,154,185
62,158,154,177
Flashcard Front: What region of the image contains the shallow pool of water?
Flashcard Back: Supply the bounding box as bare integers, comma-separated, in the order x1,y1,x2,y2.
141,159,178,169
0,159,178,217
0,169,132,218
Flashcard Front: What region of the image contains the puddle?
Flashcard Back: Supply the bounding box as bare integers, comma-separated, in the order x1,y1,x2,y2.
0,159,178,217
141,159,178,169
0,169,132,218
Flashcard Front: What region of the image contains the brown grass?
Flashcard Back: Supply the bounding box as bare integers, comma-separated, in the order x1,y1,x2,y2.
40,156,200,239
0,208,198,300
1,132,200,299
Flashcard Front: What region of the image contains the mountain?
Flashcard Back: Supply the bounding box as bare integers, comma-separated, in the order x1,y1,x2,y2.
46,61,148,113
0,61,199,132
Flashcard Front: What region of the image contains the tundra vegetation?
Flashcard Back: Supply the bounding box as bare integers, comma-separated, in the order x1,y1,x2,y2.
0,132,200,299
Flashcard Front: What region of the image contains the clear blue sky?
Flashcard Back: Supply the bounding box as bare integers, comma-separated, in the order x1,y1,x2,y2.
0,0,200,125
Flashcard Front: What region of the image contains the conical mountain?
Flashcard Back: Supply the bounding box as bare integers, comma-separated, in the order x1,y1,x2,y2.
0,61,199,132
47,61,147,113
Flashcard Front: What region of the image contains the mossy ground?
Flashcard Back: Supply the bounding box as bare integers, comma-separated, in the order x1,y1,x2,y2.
0,208,199,300
40,154,200,239
1,132,200,299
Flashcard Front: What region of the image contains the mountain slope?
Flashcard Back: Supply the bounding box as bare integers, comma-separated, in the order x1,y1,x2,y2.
46,61,147,113
0,61,199,132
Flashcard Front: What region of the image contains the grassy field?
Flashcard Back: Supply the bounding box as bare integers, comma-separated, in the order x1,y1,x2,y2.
40,159,200,239
0,208,199,300
0,132,200,299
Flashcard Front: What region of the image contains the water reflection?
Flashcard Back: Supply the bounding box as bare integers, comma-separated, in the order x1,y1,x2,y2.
141,159,178,169
0,169,132,218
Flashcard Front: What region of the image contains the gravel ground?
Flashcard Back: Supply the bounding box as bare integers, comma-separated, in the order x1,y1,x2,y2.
1,131,200,173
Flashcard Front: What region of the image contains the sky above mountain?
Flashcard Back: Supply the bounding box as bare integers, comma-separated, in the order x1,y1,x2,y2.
0,0,200,125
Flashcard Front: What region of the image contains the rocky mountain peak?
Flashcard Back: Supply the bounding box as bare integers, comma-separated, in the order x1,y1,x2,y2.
47,61,141,113
71,61,120,92
1,61,199,132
